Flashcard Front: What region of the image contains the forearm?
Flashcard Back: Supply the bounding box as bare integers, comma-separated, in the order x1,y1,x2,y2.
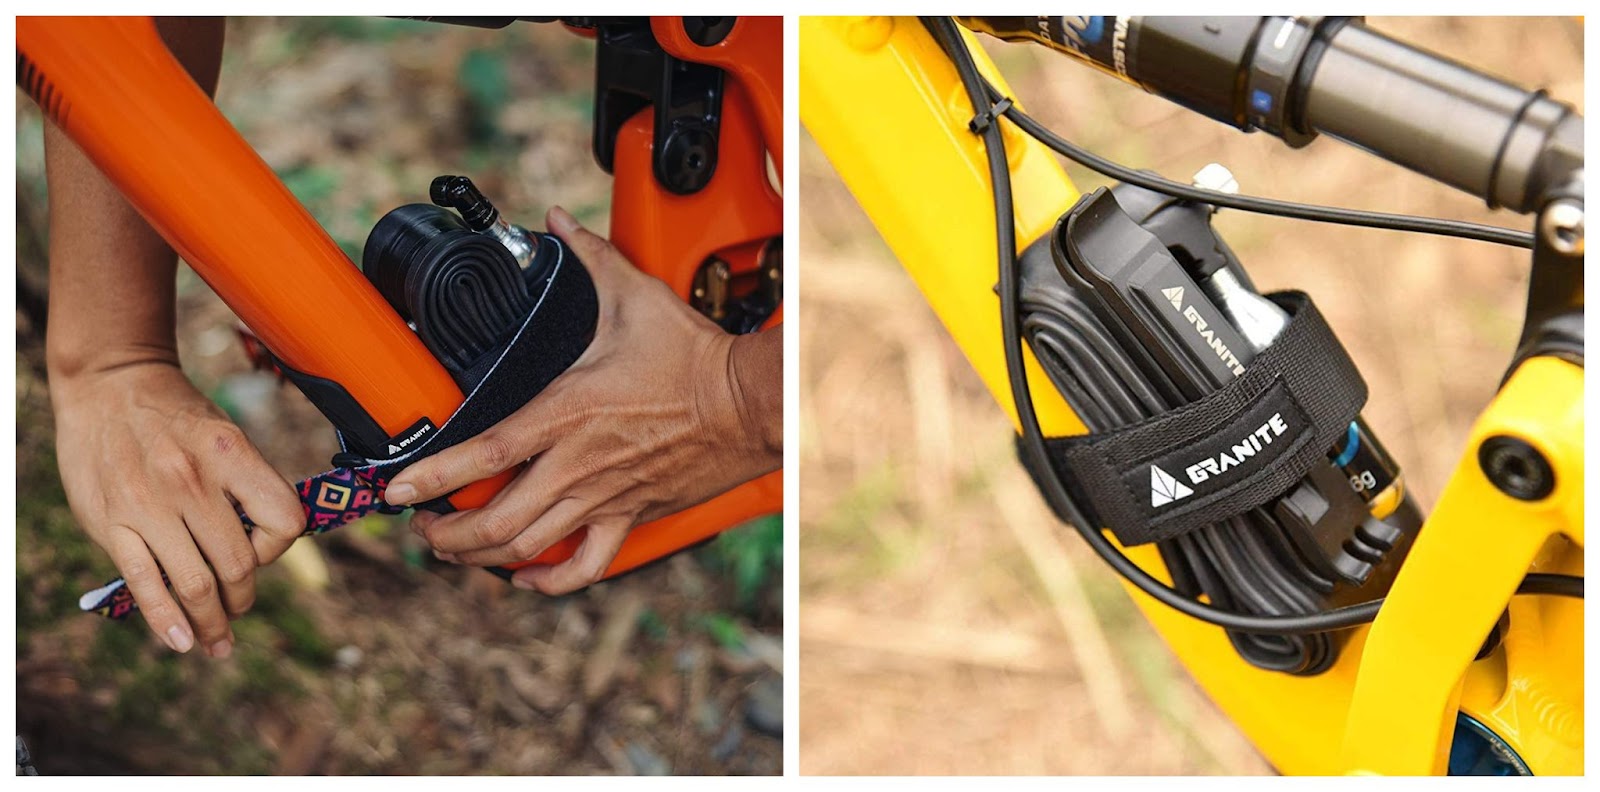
43,17,226,384
728,323,783,468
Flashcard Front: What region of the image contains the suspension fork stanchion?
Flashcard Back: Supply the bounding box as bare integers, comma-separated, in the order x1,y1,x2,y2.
1340,356,1584,775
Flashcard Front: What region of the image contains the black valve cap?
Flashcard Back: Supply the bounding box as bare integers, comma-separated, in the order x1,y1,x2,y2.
430,174,500,231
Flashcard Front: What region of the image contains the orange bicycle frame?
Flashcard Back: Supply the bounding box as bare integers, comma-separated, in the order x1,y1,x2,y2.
17,16,782,577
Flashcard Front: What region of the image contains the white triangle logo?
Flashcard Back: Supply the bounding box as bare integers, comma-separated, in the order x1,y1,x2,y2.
388,444,402,455
1150,465,1194,507
1162,286,1185,310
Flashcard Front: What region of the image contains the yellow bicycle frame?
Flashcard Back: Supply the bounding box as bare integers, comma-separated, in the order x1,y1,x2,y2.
801,17,1583,775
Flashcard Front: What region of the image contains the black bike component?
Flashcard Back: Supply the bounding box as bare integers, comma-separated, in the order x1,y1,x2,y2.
990,86,1534,247
1056,190,1257,396
1512,180,1585,372
271,175,594,464
960,16,1584,215
363,204,534,383
683,17,735,47
1522,573,1583,598
401,17,517,29
1303,20,1583,213
690,237,783,334
1114,181,1409,519
1099,176,1249,281
1475,609,1511,661
1478,436,1556,502
430,174,500,231
1018,231,1353,674
1512,309,1584,374
271,359,394,460
592,19,725,195
1048,190,1400,572
1016,109,1414,674
925,17,1585,649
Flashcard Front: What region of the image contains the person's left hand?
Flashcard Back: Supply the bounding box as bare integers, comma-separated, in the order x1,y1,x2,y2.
382,206,781,594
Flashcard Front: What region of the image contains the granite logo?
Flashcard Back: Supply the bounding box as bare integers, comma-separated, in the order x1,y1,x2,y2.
1185,412,1290,484
1149,464,1194,507
1163,284,1246,376
386,421,434,455
1162,286,1185,309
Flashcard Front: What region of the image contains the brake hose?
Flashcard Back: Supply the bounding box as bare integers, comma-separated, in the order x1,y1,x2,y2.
1000,102,1536,248
925,16,1582,639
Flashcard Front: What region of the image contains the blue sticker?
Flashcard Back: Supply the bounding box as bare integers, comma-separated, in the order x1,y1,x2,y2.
1333,422,1360,467
1076,17,1105,44
1250,89,1273,114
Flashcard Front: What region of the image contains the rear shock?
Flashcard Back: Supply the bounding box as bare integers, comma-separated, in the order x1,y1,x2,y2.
958,16,1582,213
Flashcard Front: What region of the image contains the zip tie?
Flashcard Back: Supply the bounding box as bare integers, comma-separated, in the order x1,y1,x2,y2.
968,96,1014,134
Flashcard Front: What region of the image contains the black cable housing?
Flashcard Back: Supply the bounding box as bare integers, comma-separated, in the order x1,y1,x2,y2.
982,78,1536,248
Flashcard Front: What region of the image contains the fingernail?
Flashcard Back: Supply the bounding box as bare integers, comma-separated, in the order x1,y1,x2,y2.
433,549,456,563
385,483,416,505
210,640,233,659
511,576,536,591
548,205,579,235
166,625,194,653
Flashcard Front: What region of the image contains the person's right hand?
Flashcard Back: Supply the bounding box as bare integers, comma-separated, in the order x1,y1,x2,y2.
51,362,305,657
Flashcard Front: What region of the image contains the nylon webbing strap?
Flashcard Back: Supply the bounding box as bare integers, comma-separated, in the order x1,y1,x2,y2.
1035,291,1367,546
80,241,598,620
79,465,405,619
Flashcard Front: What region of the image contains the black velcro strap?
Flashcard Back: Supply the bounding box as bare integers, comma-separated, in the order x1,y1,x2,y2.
1036,291,1365,546
359,236,598,483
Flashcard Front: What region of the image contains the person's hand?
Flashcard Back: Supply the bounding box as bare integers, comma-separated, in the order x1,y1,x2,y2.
385,206,782,594
51,362,305,657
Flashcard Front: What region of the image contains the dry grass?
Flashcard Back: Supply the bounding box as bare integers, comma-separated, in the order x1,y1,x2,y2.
798,16,1582,775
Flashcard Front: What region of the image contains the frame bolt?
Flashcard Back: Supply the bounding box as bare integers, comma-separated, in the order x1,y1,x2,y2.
1478,435,1555,501
1538,198,1584,256
660,125,718,194
683,17,734,47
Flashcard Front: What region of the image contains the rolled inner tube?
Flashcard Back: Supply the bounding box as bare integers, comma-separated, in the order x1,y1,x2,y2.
363,204,532,381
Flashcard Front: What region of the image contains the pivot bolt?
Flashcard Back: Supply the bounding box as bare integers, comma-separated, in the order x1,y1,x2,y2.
683,17,734,47
660,125,718,194
1478,435,1555,501
1538,198,1584,256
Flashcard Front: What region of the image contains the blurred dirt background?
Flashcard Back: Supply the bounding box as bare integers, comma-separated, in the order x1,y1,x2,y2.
799,17,1581,775
16,18,780,775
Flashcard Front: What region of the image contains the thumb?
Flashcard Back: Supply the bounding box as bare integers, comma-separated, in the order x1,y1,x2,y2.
546,206,634,283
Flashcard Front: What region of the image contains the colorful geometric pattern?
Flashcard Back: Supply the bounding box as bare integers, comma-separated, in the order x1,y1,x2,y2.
79,464,407,620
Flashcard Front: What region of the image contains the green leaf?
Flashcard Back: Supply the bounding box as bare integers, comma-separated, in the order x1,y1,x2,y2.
458,48,510,110
698,613,746,650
